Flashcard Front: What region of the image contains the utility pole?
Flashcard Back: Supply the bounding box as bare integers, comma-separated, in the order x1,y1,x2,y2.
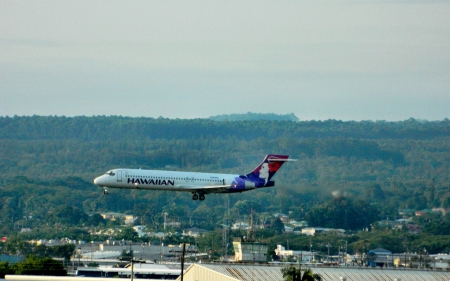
163,212,168,230
345,240,348,257
249,208,255,241
78,247,81,269
180,243,186,281
131,257,134,281
222,196,230,257
130,241,134,281
327,243,330,262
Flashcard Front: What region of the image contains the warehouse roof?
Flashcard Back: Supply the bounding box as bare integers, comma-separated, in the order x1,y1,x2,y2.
179,263,450,281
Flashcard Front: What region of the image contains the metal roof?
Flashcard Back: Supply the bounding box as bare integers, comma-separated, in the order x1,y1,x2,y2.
180,263,450,281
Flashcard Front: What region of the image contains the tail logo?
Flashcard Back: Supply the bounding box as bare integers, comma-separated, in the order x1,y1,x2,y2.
246,154,290,187
257,161,282,185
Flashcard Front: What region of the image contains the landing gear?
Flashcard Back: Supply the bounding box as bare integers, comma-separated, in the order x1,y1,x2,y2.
103,187,108,195
192,193,205,201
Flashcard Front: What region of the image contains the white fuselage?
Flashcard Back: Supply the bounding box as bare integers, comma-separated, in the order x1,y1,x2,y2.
94,154,293,200
94,168,241,193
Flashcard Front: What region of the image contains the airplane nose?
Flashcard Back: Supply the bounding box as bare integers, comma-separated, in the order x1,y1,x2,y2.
94,177,101,185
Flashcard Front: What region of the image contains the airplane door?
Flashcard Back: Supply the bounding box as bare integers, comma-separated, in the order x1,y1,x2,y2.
117,171,122,182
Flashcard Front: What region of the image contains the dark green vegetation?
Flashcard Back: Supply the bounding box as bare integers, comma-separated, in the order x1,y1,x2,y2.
0,236,71,277
281,266,322,281
0,256,67,278
1,115,450,255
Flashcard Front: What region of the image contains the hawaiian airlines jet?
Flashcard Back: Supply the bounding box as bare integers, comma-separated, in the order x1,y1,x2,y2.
93,154,296,200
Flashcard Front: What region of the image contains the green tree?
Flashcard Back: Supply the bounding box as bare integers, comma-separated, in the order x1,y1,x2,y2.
364,184,385,202
46,205,88,225
197,229,223,259
270,217,284,235
10,255,66,276
2,236,31,256
281,266,322,281
307,198,379,230
115,226,139,241
52,244,76,265
32,245,50,257
0,261,13,279
87,214,106,226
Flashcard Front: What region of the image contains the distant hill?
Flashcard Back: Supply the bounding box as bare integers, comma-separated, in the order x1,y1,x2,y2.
1,115,450,242
209,112,299,122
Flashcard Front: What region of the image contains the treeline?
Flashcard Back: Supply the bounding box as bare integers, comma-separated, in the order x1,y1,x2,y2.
1,116,449,141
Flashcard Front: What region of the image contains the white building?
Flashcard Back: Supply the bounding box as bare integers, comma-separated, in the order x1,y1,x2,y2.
231,222,250,230
275,244,314,262
132,225,146,237
301,227,345,236
182,227,208,237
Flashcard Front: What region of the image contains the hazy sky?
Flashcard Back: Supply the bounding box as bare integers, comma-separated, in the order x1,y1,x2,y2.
1,1,449,121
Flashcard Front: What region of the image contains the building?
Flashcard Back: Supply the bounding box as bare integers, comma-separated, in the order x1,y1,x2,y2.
231,222,250,230
275,245,314,262
76,263,181,279
132,225,146,237
232,240,268,262
100,212,129,221
301,227,345,236
182,227,208,237
179,263,450,281
368,248,393,267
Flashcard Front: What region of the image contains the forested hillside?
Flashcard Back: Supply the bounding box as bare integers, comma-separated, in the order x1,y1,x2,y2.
1,116,450,244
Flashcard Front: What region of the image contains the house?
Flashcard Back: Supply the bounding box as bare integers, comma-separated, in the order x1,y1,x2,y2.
301,227,345,236
231,222,250,230
125,216,137,225
273,213,289,222
289,220,308,228
415,209,431,216
396,218,412,223
133,225,147,237
405,224,422,234
182,227,208,237
284,226,293,233
432,207,450,215
100,212,128,221
164,221,181,228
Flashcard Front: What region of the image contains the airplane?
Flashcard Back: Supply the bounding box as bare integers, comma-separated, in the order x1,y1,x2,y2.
93,154,296,200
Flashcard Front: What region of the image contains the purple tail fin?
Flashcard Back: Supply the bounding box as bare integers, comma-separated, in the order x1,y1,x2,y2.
245,155,291,187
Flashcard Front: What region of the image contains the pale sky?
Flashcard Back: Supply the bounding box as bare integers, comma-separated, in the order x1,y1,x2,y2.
1,1,449,121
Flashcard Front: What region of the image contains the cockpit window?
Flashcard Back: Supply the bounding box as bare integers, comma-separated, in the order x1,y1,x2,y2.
106,171,115,176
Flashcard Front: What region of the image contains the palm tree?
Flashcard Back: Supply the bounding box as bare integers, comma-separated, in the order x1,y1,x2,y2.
281,266,322,281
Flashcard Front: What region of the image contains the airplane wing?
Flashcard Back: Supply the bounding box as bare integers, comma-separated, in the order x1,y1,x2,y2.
175,184,231,194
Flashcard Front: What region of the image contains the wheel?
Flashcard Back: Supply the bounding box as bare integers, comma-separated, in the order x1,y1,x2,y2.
103,189,108,195
192,194,199,200
199,194,205,200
